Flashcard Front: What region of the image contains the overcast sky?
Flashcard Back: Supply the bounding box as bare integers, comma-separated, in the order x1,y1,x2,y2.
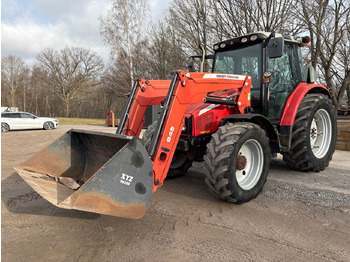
1,0,171,65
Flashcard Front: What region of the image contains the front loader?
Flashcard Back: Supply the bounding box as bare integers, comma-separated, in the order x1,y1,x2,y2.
15,32,337,219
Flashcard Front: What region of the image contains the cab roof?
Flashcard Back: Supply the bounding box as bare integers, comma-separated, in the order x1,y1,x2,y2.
213,31,304,52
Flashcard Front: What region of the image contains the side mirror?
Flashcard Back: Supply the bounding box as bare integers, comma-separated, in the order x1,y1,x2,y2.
268,37,284,58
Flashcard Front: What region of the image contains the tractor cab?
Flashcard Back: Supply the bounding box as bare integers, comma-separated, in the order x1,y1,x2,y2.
212,32,311,121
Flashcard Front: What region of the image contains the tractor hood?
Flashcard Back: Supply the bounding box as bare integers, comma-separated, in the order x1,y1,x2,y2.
184,89,240,136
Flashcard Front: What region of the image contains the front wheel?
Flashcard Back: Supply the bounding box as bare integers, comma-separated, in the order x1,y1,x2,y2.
204,122,271,203
282,94,337,171
43,121,54,130
142,121,193,179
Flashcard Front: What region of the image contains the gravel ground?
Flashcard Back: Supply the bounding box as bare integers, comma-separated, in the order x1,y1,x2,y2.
1,125,350,262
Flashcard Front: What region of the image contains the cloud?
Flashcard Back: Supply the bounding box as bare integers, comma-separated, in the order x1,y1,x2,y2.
2,20,68,54
1,0,111,65
149,0,170,22
33,0,85,22
1,0,170,65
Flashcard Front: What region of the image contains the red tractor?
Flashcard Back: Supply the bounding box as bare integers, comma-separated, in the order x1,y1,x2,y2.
16,32,337,219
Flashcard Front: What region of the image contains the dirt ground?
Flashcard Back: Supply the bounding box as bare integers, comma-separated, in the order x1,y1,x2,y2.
1,125,350,262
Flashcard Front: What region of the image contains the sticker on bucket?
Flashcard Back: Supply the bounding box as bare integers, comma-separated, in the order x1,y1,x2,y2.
120,173,134,186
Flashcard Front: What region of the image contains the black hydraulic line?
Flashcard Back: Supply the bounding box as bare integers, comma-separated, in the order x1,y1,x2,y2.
204,98,237,106
116,80,139,135
148,72,179,157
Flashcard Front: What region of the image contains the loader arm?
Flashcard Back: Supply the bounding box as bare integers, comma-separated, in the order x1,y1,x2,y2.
117,79,170,137
119,70,251,191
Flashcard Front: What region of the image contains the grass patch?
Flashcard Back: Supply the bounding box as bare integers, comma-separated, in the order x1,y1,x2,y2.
56,117,106,125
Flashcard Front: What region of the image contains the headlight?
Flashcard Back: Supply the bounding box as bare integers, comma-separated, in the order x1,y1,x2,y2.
250,35,258,41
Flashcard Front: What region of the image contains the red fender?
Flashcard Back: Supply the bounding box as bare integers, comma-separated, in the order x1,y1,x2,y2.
280,83,329,126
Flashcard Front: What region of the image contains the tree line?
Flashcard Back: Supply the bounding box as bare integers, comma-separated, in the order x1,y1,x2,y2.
2,0,349,119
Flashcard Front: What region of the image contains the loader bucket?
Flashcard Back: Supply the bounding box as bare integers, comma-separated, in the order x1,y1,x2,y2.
14,129,153,219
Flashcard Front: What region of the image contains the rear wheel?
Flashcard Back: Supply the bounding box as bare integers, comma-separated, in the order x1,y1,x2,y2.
204,122,271,203
142,122,193,179
282,94,337,171
1,123,10,133
43,121,54,130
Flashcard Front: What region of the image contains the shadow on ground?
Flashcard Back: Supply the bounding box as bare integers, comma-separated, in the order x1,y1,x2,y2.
2,172,100,219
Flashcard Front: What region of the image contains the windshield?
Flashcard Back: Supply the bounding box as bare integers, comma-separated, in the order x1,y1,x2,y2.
213,43,262,89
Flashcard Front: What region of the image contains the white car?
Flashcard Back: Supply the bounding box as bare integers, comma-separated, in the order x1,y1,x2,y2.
1,112,59,132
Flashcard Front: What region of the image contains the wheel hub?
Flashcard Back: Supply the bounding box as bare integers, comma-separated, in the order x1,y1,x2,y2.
310,128,317,139
236,153,247,171
235,139,264,191
310,119,318,145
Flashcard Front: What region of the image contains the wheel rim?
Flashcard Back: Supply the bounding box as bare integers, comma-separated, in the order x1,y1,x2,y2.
310,109,332,158
44,122,52,130
2,123,9,132
235,139,264,190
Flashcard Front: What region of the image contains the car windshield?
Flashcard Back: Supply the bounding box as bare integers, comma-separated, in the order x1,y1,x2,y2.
213,43,262,89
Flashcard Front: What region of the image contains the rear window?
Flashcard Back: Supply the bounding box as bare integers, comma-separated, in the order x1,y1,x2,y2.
2,113,11,118
1,113,21,118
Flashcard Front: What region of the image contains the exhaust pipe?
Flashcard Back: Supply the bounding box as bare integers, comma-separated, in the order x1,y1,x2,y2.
15,129,153,219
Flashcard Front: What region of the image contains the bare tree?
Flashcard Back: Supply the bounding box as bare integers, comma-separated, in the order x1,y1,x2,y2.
148,21,188,79
102,54,131,103
29,66,54,116
100,44,151,117
20,66,30,112
333,18,350,106
169,0,214,71
167,0,303,73
36,47,104,117
211,0,301,41
100,0,150,87
1,55,27,107
298,0,350,107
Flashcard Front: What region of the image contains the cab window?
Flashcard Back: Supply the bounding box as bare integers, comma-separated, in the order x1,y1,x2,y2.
214,44,262,89
267,43,299,119
214,43,263,113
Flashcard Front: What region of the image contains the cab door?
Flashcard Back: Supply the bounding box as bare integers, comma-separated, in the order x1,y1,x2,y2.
266,44,301,120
